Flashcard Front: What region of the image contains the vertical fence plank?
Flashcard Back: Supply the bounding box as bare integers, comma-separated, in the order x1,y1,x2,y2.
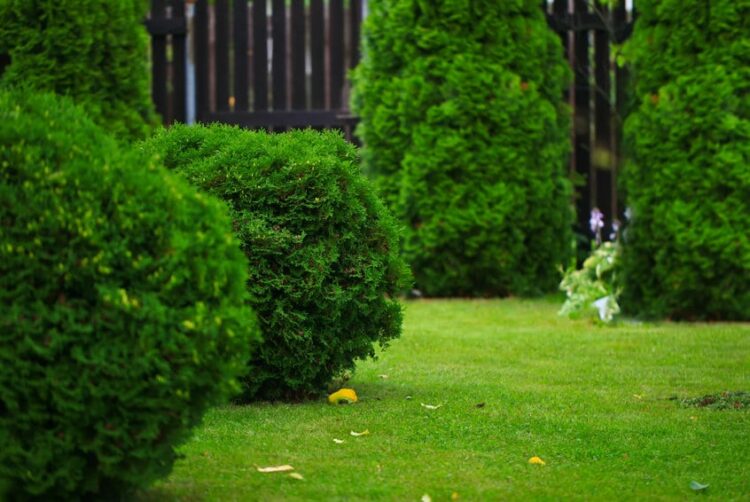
151,0,169,121
350,0,362,68
552,0,568,50
215,0,230,112
272,0,287,111
310,0,326,109
172,0,187,123
572,0,592,238
194,0,210,122
329,0,344,109
593,6,612,222
290,0,306,109
234,0,249,110
612,1,629,221
253,0,269,111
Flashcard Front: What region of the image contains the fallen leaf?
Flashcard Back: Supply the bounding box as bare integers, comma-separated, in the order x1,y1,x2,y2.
350,429,370,437
690,481,709,492
257,465,294,473
421,403,442,410
328,388,358,405
528,456,546,465
405,395,413,400
333,438,345,444
378,374,389,379
451,492,460,501
421,495,432,502
633,394,644,400
288,472,304,481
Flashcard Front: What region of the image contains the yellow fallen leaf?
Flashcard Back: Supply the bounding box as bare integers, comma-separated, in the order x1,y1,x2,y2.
257,465,294,473
288,472,304,480
328,388,358,405
528,456,546,465
350,429,370,437
451,492,460,501
333,438,345,444
421,403,442,410
421,495,432,502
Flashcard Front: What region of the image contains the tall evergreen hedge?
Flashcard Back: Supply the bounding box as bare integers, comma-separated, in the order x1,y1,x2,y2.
622,0,750,320
0,91,258,498
353,0,573,296
0,0,158,141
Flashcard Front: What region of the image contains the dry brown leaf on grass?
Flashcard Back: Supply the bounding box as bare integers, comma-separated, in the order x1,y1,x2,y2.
257,465,295,473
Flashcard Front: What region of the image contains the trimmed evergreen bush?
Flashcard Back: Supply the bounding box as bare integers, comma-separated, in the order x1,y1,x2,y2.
0,91,259,498
141,124,411,401
0,0,158,141
621,0,750,320
352,0,573,296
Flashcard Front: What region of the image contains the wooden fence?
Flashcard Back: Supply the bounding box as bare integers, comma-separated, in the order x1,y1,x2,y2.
148,0,361,136
147,0,635,236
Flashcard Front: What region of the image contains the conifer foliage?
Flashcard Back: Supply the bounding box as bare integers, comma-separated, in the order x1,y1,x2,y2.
622,0,750,319
0,91,258,498
0,0,158,141
142,125,411,401
353,0,573,296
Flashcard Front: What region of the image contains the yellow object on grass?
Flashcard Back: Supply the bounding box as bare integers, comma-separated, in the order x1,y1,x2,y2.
328,388,358,405
528,456,546,465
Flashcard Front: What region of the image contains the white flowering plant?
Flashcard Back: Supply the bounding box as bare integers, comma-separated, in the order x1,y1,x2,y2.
559,209,623,323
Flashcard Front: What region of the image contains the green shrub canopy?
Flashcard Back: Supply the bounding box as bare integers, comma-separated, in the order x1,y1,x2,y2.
0,0,158,141
0,91,259,498
621,0,750,320
141,125,411,401
352,0,573,296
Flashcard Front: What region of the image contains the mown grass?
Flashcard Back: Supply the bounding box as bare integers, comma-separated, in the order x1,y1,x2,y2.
140,298,750,501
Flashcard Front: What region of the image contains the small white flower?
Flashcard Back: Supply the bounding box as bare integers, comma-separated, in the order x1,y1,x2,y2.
592,295,620,322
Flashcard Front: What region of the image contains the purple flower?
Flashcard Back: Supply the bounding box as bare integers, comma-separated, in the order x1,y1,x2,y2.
590,208,604,235
590,208,605,245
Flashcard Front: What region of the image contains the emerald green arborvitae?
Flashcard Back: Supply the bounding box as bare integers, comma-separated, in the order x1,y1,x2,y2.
0,91,259,499
622,0,750,320
0,0,158,141
352,0,573,296
141,124,411,401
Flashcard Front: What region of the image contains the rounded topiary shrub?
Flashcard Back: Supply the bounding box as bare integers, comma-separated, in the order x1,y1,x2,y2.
141,124,411,401
0,0,158,141
0,91,259,498
352,0,573,296
621,0,750,320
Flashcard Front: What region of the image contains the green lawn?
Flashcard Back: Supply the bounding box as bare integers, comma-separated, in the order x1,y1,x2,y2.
140,298,750,501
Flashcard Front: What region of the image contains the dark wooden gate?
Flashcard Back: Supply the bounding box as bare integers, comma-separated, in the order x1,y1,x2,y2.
545,0,635,236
